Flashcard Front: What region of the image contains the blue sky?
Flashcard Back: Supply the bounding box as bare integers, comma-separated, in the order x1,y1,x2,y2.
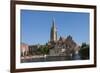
21,9,89,45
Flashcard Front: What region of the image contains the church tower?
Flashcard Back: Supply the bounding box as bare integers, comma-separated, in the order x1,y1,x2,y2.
50,18,57,42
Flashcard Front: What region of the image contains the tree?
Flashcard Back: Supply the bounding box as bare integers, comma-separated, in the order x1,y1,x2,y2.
38,45,49,55
79,43,89,59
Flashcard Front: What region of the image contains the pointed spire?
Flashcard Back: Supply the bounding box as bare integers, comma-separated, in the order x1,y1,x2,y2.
52,17,55,28
50,17,58,42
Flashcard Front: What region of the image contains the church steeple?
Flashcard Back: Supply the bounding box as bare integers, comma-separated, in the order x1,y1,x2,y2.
50,18,57,42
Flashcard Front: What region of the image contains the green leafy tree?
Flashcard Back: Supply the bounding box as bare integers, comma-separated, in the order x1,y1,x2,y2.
79,43,89,59
38,45,49,55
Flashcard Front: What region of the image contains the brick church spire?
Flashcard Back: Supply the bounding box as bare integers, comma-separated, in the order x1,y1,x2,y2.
50,18,57,42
